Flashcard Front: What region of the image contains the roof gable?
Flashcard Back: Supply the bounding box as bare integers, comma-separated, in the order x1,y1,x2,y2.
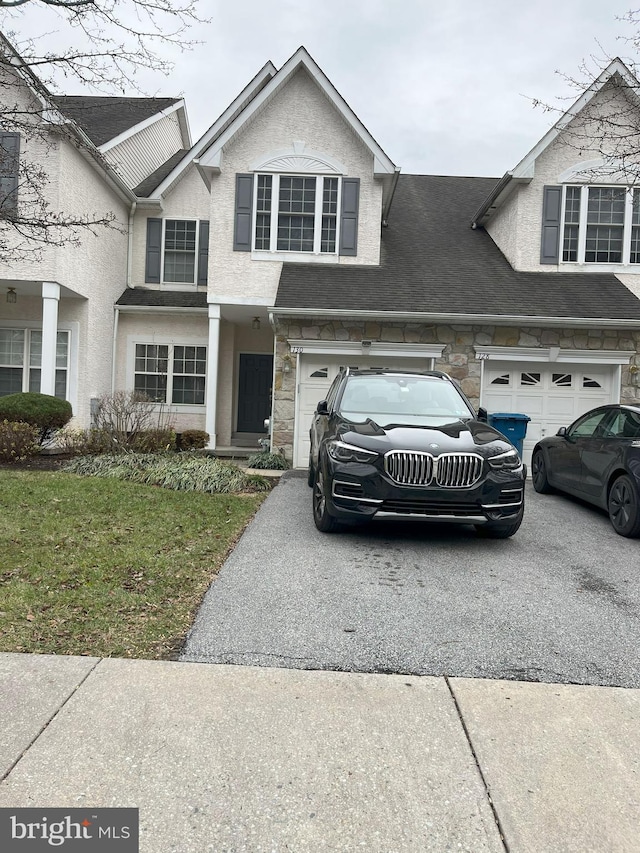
474,58,640,225
198,47,396,178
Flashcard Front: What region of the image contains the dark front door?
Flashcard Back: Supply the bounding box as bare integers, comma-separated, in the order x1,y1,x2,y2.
237,353,273,433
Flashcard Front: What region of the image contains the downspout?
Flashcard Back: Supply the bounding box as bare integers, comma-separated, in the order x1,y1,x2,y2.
382,167,401,226
126,200,137,288
111,305,120,393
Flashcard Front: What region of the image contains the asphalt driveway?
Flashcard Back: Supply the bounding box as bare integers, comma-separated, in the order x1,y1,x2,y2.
181,472,640,688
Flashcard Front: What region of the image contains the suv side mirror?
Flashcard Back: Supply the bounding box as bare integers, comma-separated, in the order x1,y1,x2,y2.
477,406,488,422
316,400,329,415
557,426,567,437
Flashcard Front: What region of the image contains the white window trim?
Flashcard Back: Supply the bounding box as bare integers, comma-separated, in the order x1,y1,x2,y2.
251,173,342,258
0,319,78,412
126,335,208,413
161,218,200,287
560,184,640,270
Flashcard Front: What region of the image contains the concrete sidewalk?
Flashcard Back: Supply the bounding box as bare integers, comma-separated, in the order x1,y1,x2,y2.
1,654,639,852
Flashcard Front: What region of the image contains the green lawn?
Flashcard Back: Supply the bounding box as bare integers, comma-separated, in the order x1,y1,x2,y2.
0,470,265,659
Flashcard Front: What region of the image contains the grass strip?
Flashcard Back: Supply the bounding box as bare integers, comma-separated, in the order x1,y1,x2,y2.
0,470,265,659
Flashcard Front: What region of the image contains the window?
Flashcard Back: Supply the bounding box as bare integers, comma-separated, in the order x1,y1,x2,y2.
569,409,611,438
0,328,69,398
164,220,197,282
562,185,640,264
253,174,339,254
134,344,206,405
520,372,541,386
552,373,572,387
144,218,208,285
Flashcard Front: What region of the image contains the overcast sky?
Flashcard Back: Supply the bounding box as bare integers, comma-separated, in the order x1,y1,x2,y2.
4,0,640,177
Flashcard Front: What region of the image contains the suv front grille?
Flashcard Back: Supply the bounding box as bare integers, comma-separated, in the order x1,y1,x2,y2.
436,453,483,487
385,451,483,488
384,451,434,485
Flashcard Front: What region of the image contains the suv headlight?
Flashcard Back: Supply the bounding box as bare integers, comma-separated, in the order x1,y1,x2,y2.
487,449,521,470
327,440,378,464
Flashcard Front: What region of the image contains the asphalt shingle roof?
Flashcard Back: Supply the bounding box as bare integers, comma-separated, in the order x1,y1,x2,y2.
276,174,640,321
116,290,207,309
53,96,181,147
133,150,190,197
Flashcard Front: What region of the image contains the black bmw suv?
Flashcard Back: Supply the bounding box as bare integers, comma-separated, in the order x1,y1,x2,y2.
309,369,525,537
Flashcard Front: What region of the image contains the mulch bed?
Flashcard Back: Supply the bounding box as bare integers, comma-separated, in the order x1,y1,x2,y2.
0,453,75,472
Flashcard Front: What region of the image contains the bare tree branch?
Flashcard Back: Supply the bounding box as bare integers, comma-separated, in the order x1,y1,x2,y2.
0,0,206,263
526,14,640,185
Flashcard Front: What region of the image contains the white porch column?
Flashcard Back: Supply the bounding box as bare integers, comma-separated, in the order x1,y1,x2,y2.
205,302,221,449
40,281,60,396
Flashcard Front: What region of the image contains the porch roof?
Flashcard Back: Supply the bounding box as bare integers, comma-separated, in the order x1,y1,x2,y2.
116,290,207,309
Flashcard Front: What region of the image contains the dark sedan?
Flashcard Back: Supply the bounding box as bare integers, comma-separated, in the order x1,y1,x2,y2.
532,404,640,537
309,369,526,537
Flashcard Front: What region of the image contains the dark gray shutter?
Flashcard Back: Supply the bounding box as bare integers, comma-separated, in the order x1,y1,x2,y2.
197,220,209,285
0,132,20,217
145,218,162,283
339,177,360,256
540,186,563,264
233,174,253,251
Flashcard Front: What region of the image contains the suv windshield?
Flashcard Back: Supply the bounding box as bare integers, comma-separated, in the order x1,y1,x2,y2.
338,374,473,426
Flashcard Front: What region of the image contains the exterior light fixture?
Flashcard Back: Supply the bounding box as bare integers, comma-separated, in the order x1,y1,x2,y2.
282,355,292,374
252,316,261,330
6,287,16,304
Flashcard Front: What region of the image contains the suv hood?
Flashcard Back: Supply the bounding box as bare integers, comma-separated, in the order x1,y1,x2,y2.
338,418,514,456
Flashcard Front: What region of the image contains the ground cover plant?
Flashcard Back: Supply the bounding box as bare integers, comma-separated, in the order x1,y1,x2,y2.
0,468,266,659
63,453,270,493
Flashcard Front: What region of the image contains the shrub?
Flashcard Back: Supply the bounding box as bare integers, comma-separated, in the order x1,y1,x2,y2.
0,392,72,444
57,427,119,455
246,451,290,470
129,428,176,453
0,420,40,462
93,391,175,447
63,453,270,494
178,430,210,451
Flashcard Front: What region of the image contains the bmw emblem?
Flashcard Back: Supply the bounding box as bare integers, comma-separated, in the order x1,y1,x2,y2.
429,443,439,449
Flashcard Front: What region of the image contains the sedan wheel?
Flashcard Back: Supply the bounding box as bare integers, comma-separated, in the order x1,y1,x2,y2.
608,475,640,538
531,450,553,494
312,469,340,533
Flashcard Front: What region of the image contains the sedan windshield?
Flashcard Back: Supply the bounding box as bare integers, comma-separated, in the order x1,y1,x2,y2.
338,374,473,426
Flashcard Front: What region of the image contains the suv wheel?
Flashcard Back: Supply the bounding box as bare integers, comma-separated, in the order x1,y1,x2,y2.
312,468,340,533
475,505,524,539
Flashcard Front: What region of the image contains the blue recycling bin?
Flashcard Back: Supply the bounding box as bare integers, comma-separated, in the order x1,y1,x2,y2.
487,412,531,457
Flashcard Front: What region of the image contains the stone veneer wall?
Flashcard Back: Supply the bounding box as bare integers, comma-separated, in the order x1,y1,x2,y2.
271,319,640,462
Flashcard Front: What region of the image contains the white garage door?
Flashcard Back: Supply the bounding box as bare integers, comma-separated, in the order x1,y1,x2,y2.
481,361,617,467
294,354,431,468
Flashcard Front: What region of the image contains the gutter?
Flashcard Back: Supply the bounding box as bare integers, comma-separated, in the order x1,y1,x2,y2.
269,306,640,329
115,304,208,314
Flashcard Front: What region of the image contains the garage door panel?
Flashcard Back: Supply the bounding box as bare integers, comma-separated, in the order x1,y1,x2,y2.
546,395,578,416
514,395,543,415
